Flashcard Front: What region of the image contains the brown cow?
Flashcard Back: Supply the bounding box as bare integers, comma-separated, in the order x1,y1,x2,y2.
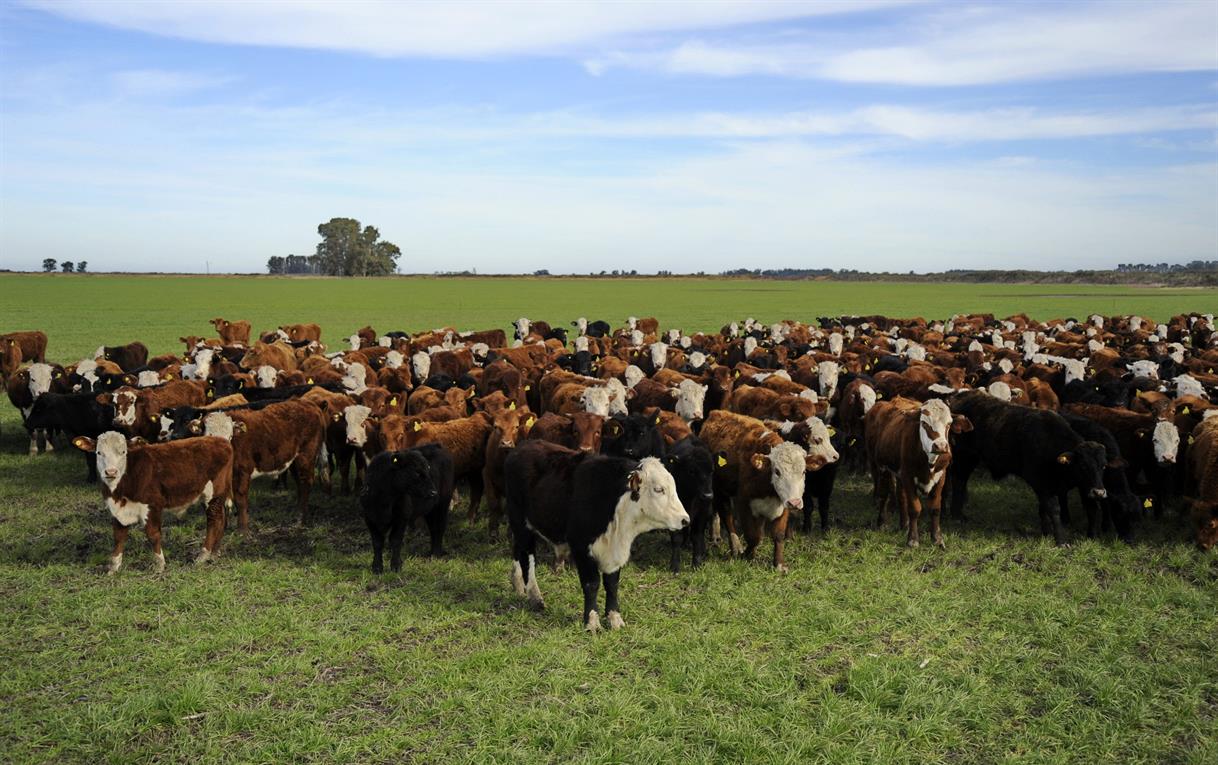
481,407,536,536
397,412,495,520
0,338,21,382
210,318,251,345
865,397,971,548
240,341,298,372
200,399,326,526
72,433,234,574
101,381,207,440
699,410,821,572
1,331,47,364
727,385,818,422
1185,417,1218,550
526,411,604,452
280,323,322,343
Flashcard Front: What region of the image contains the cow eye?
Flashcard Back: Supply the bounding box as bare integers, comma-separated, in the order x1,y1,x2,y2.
653,486,664,494
813,437,822,445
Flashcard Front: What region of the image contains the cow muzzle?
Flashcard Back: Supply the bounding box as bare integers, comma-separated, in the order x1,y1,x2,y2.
1089,488,1108,499
104,468,118,479
786,498,803,511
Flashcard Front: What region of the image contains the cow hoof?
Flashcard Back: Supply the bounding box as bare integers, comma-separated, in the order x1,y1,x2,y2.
106,555,122,575
584,611,601,633
908,539,920,548
936,540,947,550
606,610,625,630
195,548,213,565
775,564,789,574
729,533,744,556
153,553,166,573
510,563,526,595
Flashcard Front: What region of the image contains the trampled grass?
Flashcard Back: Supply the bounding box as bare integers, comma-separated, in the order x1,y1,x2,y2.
1,275,1215,763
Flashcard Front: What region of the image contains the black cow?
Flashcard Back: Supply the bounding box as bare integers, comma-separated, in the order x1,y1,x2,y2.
584,320,612,338
1060,412,1137,542
503,440,689,631
360,443,456,574
601,412,666,460
948,391,1108,545
555,351,594,377
662,436,717,572
24,392,112,481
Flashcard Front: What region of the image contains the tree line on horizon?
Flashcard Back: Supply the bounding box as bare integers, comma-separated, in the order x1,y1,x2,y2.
41,259,87,273
267,217,401,277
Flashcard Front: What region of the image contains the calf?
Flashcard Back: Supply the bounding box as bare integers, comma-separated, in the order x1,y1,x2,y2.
1063,403,1179,514
8,362,70,453
663,436,717,572
72,433,234,573
210,318,251,345
504,441,689,630
396,412,495,521
360,444,456,572
101,381,208,440
1060,411,1137,542
601,412,666,460
699,410,821,571
1,330,48,363
96,342,149,372
768,417,842,533
200,399,326,526
25,391,112,480
865,398,971,548
949,391,1108,545
1184,418,1218,550
280,323,322,343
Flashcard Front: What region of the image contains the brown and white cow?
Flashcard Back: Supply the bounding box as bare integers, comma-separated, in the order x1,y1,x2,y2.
72,432,234,573
865,397,972,548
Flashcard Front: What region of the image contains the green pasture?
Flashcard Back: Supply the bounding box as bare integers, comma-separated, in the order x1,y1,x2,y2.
1,274,1215,764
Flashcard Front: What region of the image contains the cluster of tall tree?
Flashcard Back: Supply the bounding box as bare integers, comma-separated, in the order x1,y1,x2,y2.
41,259,87,273
268,217,401,276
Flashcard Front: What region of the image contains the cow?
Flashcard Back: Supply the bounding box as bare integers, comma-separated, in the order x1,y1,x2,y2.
240,341,298,372
360,444,456,573
198,399,327,526
95,342,149,372
949,391,1108,545
526,412,605,452
1060,411,1138,542
767,417,842,534
865,398,971,548
601,412,666,460
699,410,822,571
480,408,535,538
72,432,234,573
8,362,69,453
279,323,322,343
1,330,47,363
24,391,112,480
394,412,495,522
1062,403,1179,515
210,318,251,346
504,440,689,631
99,381,208,441
662,436,718,572
1184,418,1218,550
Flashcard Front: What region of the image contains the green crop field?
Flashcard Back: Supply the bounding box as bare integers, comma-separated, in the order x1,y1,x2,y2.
1,274,1215,764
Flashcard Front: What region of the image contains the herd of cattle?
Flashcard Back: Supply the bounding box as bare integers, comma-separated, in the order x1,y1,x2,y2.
2,311,1217,630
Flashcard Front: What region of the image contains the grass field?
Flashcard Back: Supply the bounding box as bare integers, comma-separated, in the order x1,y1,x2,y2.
1,274,1216,764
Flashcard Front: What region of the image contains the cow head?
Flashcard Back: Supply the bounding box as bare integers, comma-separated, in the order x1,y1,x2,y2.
750,441,808,511
1057,441,1108,500
1140,419,1180,465
674,379,708,423
581,386,612,417
570,412,605,452
621,457,690,531
1191,500,1218,551
381,449,436,500
663,442,715,507
344,405,374,447
72,431,140,490
817,360,840,399
602,413,663,459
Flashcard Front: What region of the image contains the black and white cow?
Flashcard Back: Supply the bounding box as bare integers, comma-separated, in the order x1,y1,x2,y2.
504,440,689,631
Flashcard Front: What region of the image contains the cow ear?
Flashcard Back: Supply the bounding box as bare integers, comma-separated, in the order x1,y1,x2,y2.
1057,452,1073,465
951,415,973,433
604,419,623,439
1135,429,1148,439
129,436,147,446
669,388,680,398
96,393,112,406
750,453,768,471
628,470,642,501
234,422,248,434
72,436,96,453
1107,457,1128,469
715,451,728,468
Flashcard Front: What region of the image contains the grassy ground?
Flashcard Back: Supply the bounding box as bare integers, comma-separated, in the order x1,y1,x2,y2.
1,275,1216,763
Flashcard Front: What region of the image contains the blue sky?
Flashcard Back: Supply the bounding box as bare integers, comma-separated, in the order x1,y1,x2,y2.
1,1,1215,274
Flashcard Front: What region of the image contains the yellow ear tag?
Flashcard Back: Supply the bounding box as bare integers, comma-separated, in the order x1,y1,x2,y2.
1182,406,1190,414
307,378,314,384
525,416,535,428
412,421,422,431
716,455,727,467
1189,435,1196,444
849,437,857,446
508,401,516,410
389,397,397,406
1143,498,1153,509
828,427,836,436
876,392,883,399
524,384,531,391
1136,390,1144,397
392,456,398,463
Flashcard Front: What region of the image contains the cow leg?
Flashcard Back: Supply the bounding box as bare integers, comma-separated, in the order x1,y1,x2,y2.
366,517,387,574
109,520,130,574
1084,497,1100,538
388,506,409,573
724,497,744,555
690,507,710,568
292,457,314,524
1039,494,1069,546
424,505,448,558
769,510,790,573
337,449,353,494
145,512,166,573
818,490,831,533
949,467,973,521
669,530,683,573
353,452,366,494
466,473,485,523
603,570,624,629
233,472,252,530
928,491,945,550
903,484,922,548
511,533,544,609
575,556,601,632
197,497,227,564
1058,492,1072,525
738,499,761,559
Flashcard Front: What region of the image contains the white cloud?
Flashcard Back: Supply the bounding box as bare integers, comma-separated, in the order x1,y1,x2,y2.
110,69,234,97
22,0,910,58
589,2,1218,84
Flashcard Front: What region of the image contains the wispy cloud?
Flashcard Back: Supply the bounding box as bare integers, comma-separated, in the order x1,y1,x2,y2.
110,69,234,97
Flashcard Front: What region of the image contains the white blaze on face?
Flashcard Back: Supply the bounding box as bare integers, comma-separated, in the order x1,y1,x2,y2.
1129,360,1159,379
1088,339,1103,353
919,399,953,466
906,343,927,361
828,332,844,357
255,365,278,388
1051,357,1086,384
649,342,668,370
94,345,105,360
1091,314,1104,328
991,331,1004,347
1167,344,1185,364
858,384,877,414
113,390,138,426
798,388,818,403
803,417,839,465
411,352,431,381
679,336,691,349
1003,321,1017,332
893,338,908,354
630,329,644,347
743,336,758,357
590,457,689,574
728,322,739,337
137,370,160,387
1152,420,1179,464
202,411,236,441
76,359,99,389
626,316,638,330
186,349,214,380
344,405,372,447
674,379,707,422
998,359,1014,374
1174,374,1205,399
158,412,174,441
1129,315,1142,331
581,386,612,417
666,329,681,344
96,431,129,490
378,336,392,348
574,336,589,353
603,378,630,416
987,381,1013,401
575,317,588,334
688,351,706,370
769,324,784,343
817,361,840,399
348,334,361,351
968,340,983,353
744,317,756,331
343,363,368,394
27,364,54,398
624,365,645,389
767,441,808,508
384,350,404,369
514,317,530,339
